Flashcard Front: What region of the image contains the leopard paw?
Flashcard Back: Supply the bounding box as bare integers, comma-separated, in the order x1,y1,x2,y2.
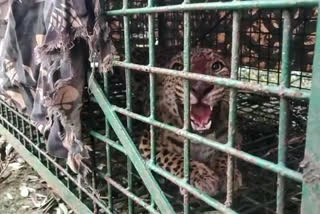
139,130,151,159
189,162,220,196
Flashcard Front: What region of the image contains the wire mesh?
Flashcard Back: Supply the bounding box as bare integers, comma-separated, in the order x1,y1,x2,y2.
0,99,109,213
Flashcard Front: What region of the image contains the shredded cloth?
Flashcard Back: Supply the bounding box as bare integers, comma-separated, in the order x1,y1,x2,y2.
0,0,114,175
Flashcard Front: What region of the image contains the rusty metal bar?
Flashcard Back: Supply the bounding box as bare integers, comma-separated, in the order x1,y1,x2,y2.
148,162,238,214
89,76,175,214
106,0,318,16
225,0,241,207
276,10,292,214
113,61,310,99
104,177,160,214
148,0,156,209
183,0,191,212
112,105,303,182
123,0,134,212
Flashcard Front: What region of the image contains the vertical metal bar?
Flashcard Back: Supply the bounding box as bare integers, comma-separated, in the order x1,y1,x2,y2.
9,110,13,133
98,0,112,208
276,10,291,214
4,106,8,130
301,5,320,214
78,177,83,201
148,0,156,210
183,0,191,213
21,117,26,146
36,129,41,159
103,71,113,211
123,1,134,213
225,0,241,207
89,78,175,214
65,165,70,189
90,138,98,213
0,103,2,125
148,0,156,165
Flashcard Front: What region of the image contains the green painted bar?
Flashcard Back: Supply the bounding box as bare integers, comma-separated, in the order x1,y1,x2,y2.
0,114,112,212
277,10,292,214
112,105,303,182
104,177,160,214
148,0,157,209
225,2,241,207
113,61,310,99
301,4,320,214
183,0,191,213
127,151,134,214
148,0,156,165
0,99,30,124
123,0,134,212
106,0,318,16
89,128,247,212
89,77,175,214
148,163,238,214
90,131,127,154
103,70,113,210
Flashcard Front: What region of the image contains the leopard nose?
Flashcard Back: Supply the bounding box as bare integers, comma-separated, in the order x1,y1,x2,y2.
191,81,214,98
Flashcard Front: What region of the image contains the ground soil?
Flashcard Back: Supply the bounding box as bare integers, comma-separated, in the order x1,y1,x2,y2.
0,144,71,214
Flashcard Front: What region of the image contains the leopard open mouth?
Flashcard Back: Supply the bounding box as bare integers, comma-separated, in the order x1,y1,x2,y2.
190,103,212,132
177,102,213,133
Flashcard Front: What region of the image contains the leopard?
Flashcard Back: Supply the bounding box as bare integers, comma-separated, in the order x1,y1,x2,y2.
138,48,243,197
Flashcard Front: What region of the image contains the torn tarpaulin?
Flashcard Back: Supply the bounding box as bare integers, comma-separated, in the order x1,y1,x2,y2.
0,0,114,175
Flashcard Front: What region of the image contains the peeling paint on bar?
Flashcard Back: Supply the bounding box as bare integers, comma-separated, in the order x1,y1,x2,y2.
111,105,303,182
106,0,318,16
113,61,310,99
148,163,238,214
301,3,320,214
89,76,175,214
277,10,292,214
104,176,160,214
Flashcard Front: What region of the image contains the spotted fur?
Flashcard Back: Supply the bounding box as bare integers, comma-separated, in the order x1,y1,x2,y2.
138,48,243,196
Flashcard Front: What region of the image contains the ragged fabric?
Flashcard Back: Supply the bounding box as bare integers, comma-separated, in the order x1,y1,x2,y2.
0,0,114,176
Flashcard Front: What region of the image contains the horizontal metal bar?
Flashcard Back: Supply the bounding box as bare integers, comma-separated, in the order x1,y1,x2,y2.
103,176,160,214
148,163,238,214
0,100,33,124
106,0,318,15
89,76,175,214
0,114,111,212
113,61,310,100
89,130,127,154
112,105,303,182
0,124,94,214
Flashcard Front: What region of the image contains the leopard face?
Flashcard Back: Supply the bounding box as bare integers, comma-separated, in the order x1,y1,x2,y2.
139,48,243,197
160,48,230,132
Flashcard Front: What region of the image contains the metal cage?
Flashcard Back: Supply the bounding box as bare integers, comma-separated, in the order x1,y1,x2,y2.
0,0,320,214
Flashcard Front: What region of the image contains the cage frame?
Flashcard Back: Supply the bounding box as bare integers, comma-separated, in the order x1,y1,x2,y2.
0,0,319,214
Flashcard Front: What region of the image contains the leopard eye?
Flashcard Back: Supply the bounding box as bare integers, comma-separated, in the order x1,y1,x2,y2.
172,63,183,71
211,61,224,72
